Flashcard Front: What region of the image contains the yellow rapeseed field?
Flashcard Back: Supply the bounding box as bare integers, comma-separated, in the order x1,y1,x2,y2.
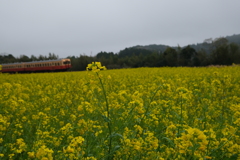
0,64,240,160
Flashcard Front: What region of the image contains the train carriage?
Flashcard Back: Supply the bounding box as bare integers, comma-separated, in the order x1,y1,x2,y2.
0,59,71,73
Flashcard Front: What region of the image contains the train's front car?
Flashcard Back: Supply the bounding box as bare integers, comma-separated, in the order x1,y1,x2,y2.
62,59,72,70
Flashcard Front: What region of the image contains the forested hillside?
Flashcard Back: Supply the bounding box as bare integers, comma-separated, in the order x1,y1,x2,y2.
131,34,240,53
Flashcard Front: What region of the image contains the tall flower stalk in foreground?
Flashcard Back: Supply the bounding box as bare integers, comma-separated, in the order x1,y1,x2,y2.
86,62,112,158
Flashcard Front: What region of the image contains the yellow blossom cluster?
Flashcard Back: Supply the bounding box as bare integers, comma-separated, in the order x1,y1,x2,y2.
0,66,240,159
86,62,106,72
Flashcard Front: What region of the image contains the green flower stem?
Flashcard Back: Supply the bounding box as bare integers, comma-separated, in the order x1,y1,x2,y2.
96,72,112,159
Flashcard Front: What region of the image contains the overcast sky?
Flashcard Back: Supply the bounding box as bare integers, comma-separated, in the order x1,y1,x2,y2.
1,1,240,58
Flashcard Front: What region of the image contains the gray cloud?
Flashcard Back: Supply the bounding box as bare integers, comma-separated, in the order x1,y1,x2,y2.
1,0,240,58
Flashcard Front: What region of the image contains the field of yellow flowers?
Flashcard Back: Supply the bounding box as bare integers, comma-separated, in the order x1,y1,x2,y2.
0,65,240,160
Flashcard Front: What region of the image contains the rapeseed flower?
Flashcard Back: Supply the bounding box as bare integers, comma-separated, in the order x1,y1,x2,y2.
86,62,106,72
0,66,240,159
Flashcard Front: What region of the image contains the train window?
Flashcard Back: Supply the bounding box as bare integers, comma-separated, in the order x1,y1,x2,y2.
63,61,71,64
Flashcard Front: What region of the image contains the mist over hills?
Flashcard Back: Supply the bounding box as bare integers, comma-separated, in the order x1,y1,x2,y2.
131,34,240,54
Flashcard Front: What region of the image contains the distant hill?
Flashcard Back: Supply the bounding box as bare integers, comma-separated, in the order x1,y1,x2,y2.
130,34,240,53
132,44,171,53
225,34,240,44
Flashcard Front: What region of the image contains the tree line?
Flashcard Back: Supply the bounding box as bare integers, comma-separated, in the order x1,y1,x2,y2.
69,38,240,71
0,53,59,64
1,38,240,71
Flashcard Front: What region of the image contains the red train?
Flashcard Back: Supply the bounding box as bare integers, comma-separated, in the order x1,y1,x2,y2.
0,59,71,73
